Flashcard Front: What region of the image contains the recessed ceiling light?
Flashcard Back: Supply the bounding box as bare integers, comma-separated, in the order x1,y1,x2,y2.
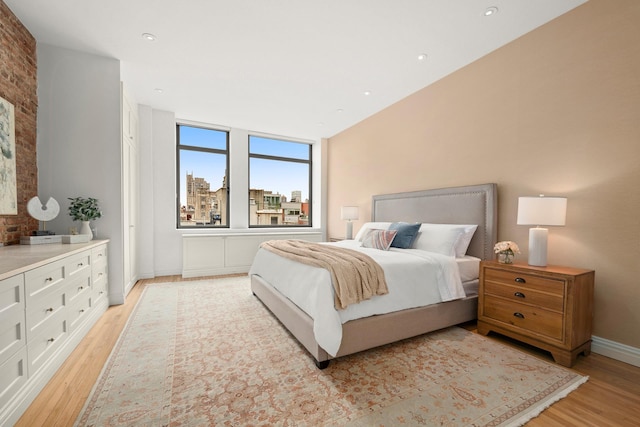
142,33,157,41
317,122,325,126
336,108,344,113
364,91,371,96
154,88,163,93
484,6,498,16
417,53,428,61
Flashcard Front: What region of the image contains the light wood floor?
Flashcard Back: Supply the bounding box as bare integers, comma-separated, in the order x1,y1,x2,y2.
16,275,640,427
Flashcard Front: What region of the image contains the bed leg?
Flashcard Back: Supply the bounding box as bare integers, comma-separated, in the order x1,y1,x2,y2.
315,359,330,369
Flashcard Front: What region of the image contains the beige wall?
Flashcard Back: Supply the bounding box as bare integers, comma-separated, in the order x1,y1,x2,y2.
327,0,640,349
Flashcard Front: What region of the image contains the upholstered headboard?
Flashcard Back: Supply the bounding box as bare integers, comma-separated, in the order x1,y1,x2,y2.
371,183,498,260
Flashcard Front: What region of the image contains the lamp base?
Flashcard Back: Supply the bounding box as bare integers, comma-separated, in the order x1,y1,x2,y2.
346,221,353,240
528,227,548,267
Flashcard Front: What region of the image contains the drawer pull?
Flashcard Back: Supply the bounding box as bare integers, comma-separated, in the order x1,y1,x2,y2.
80,309,85,313
98,253,103,257
513,312,525,319
514,292,526,298
45,307,54,312
45,277,53,282
515,277,526,283
48,338,55,343
78,262,84,267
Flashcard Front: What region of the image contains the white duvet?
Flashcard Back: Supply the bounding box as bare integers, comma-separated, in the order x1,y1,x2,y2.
248,240,467,356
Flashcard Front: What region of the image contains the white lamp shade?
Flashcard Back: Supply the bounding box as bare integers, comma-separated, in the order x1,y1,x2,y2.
341,206,359,221
517,196,567,226
517,195,567,267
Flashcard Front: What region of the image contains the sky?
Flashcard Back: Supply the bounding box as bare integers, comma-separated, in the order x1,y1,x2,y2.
178,126,310,206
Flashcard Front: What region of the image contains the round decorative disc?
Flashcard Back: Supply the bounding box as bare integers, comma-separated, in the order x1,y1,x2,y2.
27,196,60,222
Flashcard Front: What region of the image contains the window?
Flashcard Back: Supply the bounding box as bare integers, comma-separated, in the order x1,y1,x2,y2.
249,136,311,227
176,125,229,228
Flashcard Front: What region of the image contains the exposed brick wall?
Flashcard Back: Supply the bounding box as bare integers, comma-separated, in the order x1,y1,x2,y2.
0,1,38,245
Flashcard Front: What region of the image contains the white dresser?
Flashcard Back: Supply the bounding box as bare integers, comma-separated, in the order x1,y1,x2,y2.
0,240,109,426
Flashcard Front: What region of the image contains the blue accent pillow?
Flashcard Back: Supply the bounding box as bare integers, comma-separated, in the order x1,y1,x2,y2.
389,222,421,249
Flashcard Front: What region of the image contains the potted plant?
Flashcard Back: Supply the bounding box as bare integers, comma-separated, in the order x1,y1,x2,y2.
68,197,102,240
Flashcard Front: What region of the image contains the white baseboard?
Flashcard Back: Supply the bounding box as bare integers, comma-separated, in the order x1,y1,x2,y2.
592,335,640,368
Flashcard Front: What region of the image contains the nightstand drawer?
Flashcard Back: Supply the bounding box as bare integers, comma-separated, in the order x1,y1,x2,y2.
483,281,564,312
484,269,565,296
483,295,563,341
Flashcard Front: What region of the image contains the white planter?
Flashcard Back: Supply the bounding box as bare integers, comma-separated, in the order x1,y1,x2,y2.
80,221,93,240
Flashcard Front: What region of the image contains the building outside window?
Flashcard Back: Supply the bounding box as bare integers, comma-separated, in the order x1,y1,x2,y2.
176,125,229,228
248,135,311,227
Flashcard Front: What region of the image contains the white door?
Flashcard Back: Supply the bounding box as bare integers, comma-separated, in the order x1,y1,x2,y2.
122,91,139,296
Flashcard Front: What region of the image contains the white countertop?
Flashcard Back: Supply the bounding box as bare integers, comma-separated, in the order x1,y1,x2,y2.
0,240,109,281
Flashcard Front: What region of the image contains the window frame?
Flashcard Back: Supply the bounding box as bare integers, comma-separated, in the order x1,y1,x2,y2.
248,135,312,228
176,124,230,229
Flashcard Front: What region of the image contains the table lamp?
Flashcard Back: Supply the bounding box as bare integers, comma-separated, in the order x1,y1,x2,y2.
341,206,359,240
517,195,567,267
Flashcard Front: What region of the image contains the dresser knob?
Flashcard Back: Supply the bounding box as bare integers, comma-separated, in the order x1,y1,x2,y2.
514,292,526,298
78,262,84,266
47,338,55,343
515,277,526,283
513,312,525,319
45,277,53,282
46,307,54,312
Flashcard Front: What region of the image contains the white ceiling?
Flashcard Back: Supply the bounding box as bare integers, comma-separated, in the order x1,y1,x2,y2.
6,0,586,141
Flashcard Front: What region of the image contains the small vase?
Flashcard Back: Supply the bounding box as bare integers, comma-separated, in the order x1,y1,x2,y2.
80,221,93,240
498,252,514,264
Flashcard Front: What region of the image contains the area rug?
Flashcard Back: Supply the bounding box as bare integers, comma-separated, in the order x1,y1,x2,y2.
76,276,587,426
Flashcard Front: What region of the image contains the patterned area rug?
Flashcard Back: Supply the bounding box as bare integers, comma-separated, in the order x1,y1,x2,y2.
76,276,587,426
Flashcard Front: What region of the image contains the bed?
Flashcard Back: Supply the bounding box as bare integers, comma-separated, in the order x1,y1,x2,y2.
250,183,497,368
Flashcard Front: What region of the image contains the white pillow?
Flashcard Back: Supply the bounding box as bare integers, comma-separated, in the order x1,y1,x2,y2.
413,224,478,257
354,222,392,241
454,225,478,257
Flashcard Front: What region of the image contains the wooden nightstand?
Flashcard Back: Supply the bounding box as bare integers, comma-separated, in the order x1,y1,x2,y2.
477,260,594,367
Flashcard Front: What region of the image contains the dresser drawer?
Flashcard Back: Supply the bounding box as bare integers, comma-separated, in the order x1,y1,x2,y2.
0,275,26,366
93,272,108,304
483,268,565,296
27,311,68,375
92,256,108,284
92,244,108,265
65,273,92,307
26,289,66,339
24,259,65,300
0,346,28,411
483,295,563,341
64,251,92,281
68,294,92,332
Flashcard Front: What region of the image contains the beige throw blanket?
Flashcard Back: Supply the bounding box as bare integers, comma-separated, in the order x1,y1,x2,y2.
260,240,388,309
